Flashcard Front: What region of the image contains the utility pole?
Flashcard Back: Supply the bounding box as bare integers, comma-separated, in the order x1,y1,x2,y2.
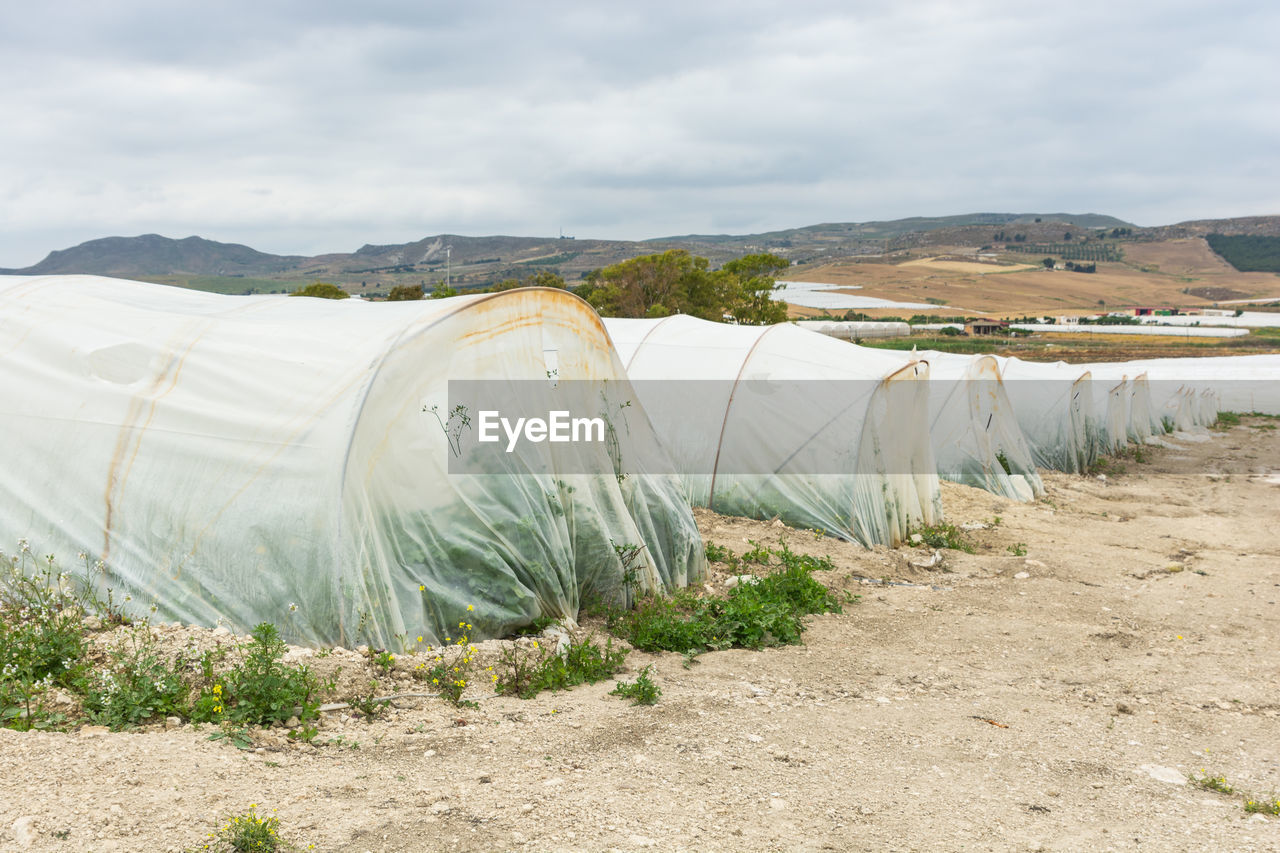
446,245,452,290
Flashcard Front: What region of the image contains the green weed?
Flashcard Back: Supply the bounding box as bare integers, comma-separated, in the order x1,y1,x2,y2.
82,628,189,730
192,623,323,728
607,542,840,657
911,523,975,554
493,634,628,700
610,665,661,706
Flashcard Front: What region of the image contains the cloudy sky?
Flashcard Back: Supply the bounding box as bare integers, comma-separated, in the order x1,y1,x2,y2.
2,0,1277,266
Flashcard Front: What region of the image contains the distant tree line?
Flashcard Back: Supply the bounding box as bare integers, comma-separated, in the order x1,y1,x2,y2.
1205,234,1280,272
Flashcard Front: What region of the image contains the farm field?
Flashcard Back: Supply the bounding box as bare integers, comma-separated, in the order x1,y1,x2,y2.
2,421,1278,851
786,237,1280,319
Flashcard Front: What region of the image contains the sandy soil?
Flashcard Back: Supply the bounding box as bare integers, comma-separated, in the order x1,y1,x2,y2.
2,423,1279,852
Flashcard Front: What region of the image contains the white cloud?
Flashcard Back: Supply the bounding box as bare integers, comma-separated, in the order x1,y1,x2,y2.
1,0,1277,265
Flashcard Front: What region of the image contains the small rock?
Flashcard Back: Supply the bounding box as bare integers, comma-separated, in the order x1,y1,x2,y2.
212,625,231,637
769,798,788,810
423,749,436,758
1139,764,1187,785
519,803,535,814
1014,571,1030,580
745,733,763,743
78,725,110,738
1097,474,1107,481
1115,702,1134,715
909,533,923,545
1024,559,1046,570
164,716,182,730
285,716,300,729
12,816,37,847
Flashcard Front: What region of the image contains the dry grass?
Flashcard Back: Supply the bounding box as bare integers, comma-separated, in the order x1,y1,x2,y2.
786,237,1280,318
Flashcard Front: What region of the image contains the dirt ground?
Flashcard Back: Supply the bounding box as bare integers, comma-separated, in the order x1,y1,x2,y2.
2,423,1279,852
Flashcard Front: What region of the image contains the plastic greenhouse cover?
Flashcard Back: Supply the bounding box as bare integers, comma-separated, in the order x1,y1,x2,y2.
994,357,1098,474
604,316,941,547
911,351,1043,501
1098,354,1280,416
0,275,705,648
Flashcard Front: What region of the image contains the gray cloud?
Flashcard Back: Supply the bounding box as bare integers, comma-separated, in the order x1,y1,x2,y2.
2,0,1277,266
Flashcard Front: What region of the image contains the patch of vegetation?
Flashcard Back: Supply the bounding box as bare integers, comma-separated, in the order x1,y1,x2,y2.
82,628,189,730
1205,234,1280,272
610,665,661,705
608,542,840,657
1007,543,1028,557
0,547,111,731
194,804,312,852
192,623,324,729
1190,771,1235,794
1244,796,1280,816
1213,411,1242,430
911,523,975,553
492,634,628,700
288,282,349,299
576,250,790,325
704,541,736,565
409,622,479,706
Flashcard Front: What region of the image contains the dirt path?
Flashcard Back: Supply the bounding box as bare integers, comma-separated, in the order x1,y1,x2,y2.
2,423,1278,852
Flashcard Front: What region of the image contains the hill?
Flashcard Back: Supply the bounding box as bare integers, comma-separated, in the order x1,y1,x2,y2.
0,234,307,278
2,213,1276,297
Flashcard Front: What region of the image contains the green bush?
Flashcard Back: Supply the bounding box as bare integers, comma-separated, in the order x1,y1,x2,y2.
82,628,189,730
911,523,975,553
0,547,92,730
194,623,322,728
608,542,840,657
493,634,628,700
289,282,349,299
610,665,661,705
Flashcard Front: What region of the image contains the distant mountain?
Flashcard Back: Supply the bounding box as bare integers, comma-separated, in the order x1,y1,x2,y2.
657,213,1135,244
1,234,307,277
4,214,1275,292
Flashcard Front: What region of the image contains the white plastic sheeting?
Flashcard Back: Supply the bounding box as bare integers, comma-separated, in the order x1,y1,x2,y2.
604,316,942,547
794,321,911,340
1112,354,1280,416
0,275,705,647
995,357,1098,473
912,352,1043,501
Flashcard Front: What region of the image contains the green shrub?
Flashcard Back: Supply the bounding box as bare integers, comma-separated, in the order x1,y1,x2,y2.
912,523,975,553
197,805,296,852
0,547,91,730
289,282,349,299
608,542,840,657
82,628,189,730
194,623,322,728
611,665,661,705
493,634,628,700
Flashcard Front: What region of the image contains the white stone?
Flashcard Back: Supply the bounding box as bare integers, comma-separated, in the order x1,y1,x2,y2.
1139,764,1187,785
12,816,37,847
1014,571,1030,580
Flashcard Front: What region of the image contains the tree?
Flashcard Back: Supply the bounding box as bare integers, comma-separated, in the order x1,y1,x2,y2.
429,281,458,299
290,282,349,300
1042,257,1055,269
578,250,789,325
387,284,424,301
